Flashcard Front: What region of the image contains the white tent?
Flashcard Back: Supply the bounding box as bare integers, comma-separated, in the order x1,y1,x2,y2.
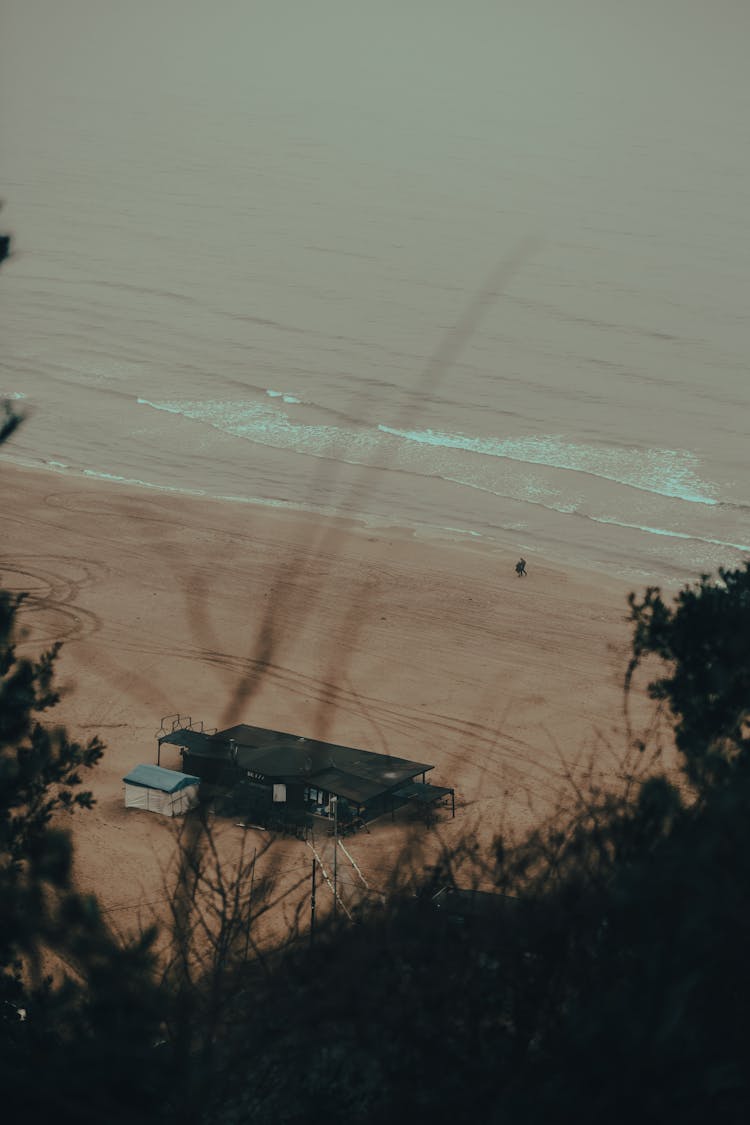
123,764,200,817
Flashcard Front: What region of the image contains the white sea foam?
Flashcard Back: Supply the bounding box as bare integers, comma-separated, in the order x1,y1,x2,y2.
137,397,376,460
438,475,750,556
378,425,718,506
439,526,483,538
83,469,207,496
130,397,749,567
136,397,730,523
587,514,750,553
265,389,302,405
137,398,718,514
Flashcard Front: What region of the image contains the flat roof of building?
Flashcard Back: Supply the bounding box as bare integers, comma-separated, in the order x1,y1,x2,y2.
160,722,434,801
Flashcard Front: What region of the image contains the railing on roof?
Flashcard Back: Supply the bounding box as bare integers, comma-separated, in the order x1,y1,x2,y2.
155,714,217,742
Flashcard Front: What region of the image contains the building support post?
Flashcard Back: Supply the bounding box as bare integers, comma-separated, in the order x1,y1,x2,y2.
332,797,338,919
310,857,317,948
244,847,257,961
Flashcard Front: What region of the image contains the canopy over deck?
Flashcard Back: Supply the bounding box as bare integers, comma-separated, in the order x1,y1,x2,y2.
393,780,454,804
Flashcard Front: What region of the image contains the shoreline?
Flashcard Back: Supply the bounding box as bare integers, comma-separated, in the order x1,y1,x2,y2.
1,448,730,588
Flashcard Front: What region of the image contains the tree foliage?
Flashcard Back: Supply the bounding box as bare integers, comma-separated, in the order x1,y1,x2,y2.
0,411,165,1122
626,563,750,789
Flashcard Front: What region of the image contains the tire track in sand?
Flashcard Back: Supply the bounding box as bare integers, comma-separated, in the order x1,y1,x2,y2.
0,555,105,646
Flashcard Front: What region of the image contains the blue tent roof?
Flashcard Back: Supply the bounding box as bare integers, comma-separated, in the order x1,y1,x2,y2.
123,764,200,794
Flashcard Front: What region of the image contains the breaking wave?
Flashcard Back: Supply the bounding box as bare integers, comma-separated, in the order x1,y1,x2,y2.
378,425,718,506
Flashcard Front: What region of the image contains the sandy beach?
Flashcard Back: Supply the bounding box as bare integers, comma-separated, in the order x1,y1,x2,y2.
2,462,661,932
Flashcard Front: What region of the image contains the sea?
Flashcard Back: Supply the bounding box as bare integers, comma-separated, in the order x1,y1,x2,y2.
1,2,748,584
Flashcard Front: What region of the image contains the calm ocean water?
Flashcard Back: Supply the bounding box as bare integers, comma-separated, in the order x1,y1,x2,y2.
1,3,748,582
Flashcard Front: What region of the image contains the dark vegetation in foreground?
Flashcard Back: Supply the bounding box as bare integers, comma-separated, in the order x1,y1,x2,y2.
2,415,750,1124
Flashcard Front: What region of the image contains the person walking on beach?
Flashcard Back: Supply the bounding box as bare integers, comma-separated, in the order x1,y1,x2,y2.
515,557,527,577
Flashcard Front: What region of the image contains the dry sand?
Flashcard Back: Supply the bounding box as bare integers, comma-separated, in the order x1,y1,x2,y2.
2,463,663,935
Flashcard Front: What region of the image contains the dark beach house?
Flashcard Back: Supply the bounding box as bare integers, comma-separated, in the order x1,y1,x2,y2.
156,718,454,832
